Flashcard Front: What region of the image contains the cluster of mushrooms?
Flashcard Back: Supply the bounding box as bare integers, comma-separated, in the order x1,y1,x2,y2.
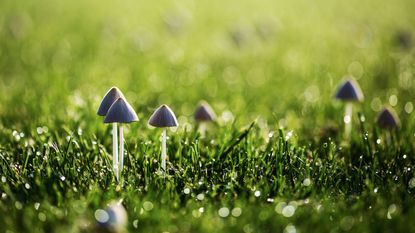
97,87,216,180
334,78,400,139
97,80,400,182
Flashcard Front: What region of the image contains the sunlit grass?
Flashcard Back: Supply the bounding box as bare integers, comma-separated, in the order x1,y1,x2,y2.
0,0,415,232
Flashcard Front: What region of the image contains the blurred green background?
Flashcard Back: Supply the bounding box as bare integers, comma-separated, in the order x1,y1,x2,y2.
1,1,415,232
1,0,414,133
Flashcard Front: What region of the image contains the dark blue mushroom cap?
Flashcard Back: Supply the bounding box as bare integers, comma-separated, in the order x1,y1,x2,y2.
194,101,216,122
97,87,125,116
148,104,179,128
104,98,138,123
376,107,400,129
335,79,364,102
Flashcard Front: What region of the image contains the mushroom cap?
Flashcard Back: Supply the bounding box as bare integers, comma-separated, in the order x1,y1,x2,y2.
376,107,400,129
104,98,138,123
97,201,128,231
335,79,364,102
148,104,179,128
97,87,125,116
194,101,216,122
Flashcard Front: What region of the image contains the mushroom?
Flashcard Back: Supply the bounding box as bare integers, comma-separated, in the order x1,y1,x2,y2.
98,87,125,181
104,98,138,181
96,200,128,233
194,101,216,137
148,104,179,176
334,78,364,139
376,107,400,129
376,107,400,145
97,87,138,182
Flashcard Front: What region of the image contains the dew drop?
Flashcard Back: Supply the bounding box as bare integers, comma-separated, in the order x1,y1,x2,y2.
282,205,296,217
231,207,242,217
254,190,261,197
133,219,139,228
218,207,230,217
95,209,109,223
143,201,154,211
184,188,190,194
303,178,311,186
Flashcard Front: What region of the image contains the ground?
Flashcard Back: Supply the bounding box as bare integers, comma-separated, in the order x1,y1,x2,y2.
0,0,415,232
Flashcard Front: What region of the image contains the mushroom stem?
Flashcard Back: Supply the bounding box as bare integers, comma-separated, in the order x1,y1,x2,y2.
199,122,206,138
112,123,119,182
344,103,353,139
161,128,167,176
119,124,124,173
385,130,392,146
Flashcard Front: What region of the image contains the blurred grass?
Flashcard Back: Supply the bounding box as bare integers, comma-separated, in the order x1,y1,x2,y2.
0,0,415,232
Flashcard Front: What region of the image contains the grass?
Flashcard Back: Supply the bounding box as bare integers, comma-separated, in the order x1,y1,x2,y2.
0,0,415,232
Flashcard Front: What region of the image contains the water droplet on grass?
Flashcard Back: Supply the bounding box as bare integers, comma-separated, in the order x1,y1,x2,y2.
184,188,190,194
409,178,415,188
15,201,23,210
218,207,230,217
25,183,30,189
405,102,413,114
133,219,139,228
344,116,351,124
282,205,296,217
1,176,6,183
95,209,109,223
254,190,261,197
387,204,397,219
36,127,43,134
231,207,242,217
60,176,66,181
38,212,46,222
275,202,287,214
143,201,153,211
34,202,40,210
389,95,398,106
284,224,296,233
196,193,205,201
303,178,311,186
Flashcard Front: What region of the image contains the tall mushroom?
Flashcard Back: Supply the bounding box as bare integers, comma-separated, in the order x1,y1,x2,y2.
194,101,216,137
376,107,400,145
148,104,179,176
97,87,125,181
334,78,364,139
104,98,138,181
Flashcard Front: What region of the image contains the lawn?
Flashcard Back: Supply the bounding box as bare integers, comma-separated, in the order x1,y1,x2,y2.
0,0,415,232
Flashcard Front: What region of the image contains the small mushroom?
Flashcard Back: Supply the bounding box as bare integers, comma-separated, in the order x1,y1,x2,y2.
96,201,128,233
148,104,179,176
194,101,216,137
334,78,364,139
104,98,138,181
376,107,400,129
376,107,400,145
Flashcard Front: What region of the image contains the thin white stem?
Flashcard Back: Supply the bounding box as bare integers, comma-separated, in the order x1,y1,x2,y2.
119,124,124,173
199,123,206,138
112,123,119,182
344,103,353,140
385,131,392,146
162,128,167,176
